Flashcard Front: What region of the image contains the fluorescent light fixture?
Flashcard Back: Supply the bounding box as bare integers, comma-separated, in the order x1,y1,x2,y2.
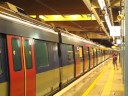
39,15,46,19
112,46,116,48
30,15,36,18
105,15,111,29
98,0,114,36
98,0,106,10
38,14,96,21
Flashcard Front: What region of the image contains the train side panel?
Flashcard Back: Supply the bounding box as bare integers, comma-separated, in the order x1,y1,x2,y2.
35,40,60,96
22,38,36,96
60,44,75,87
83,47,90,72
0,34,8,96
75,46,84,77
7,35,25,96
89,48,94,69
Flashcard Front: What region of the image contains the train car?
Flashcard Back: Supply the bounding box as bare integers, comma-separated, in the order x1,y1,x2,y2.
57,28,110,88
0,5,61,96
0,4,113,96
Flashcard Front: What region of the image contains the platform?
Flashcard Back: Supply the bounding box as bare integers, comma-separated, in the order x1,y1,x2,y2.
54,58,124,96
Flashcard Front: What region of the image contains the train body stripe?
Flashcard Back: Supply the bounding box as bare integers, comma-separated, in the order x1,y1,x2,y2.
0,82,8,96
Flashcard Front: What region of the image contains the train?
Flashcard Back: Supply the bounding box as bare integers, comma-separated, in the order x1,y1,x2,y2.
0,4,113,96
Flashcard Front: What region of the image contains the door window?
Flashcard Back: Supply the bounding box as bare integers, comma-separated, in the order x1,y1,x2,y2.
67,45,74,64
12,38,22,71
24,40,32,69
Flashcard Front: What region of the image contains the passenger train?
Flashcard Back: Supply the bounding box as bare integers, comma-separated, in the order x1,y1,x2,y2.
0,4,113,96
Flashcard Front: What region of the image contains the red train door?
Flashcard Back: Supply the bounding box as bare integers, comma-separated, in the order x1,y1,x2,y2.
7,35,36,96
7,35,25,96
22,38,36,96
75,46,81,77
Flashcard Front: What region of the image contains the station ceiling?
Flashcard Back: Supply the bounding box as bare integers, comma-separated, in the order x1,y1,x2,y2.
1,0,121,47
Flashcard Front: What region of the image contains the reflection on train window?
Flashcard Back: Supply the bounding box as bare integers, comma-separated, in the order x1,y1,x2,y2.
89,48,93,68
97,49,100,56
35,40,49,68
0,49,2,75
12,38,22,71
83,47,89,71
93,48,96,56
24,40,32,69
67,45,74,64
79,47,83,60
84,47,89,58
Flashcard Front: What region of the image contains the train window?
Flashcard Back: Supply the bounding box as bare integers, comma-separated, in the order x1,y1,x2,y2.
97,49,100,56
67,45,74,64
35,40,49,68
62,44,74,65
24,40,32,69
0,50,2,75
79,47,83,59
83,47,89,71
12,38,22,71
84,47,89,56
89,48,93,68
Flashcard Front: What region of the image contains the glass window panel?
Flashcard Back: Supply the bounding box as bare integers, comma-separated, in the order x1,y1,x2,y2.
12,38,22,71
84,47,89,71
67,45,74,64
24,40,32,69
35,40,49,68
84,47,89,58
79,47,83,60
89,48,93,68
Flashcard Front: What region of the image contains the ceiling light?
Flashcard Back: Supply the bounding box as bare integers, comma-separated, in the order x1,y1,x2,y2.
30,15,36,18
98,0,106,10
39,15,46,19
38,14,96,21
98,0,114,36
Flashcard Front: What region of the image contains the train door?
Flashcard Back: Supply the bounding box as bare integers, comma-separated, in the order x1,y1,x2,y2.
22,38,36,96
96,49,98,65
75,46,84,77
89,48,93,69
97,49,100,64
83,47,89,72
7,35,36,96
93,48,97,67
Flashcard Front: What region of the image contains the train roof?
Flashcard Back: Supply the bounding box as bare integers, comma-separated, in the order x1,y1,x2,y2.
0,5,113,50
0,5,59,42
57,28,109,49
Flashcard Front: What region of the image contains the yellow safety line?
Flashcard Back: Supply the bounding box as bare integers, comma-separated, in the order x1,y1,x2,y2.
82,65,108,96
101,68,114,96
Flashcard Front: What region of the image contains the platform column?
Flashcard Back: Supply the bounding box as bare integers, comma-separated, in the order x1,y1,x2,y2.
125,0,128,95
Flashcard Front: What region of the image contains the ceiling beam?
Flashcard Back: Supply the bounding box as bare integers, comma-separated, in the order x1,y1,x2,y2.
86,32,108,39
83,0,110,37
106,0,114,26
111,0,120,6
